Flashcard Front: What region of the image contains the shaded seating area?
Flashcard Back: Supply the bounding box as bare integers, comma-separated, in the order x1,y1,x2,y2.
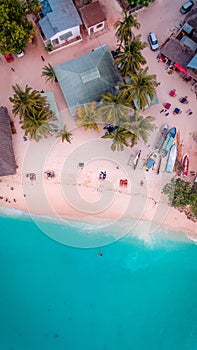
173,108,182,115
26,173,36,181
179,96,189,104
78,162,84,169
99,171,106,180
44,170,55,179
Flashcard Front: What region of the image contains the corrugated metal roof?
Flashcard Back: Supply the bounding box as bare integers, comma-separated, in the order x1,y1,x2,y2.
39,0,82,39
181,36,197,52
54,45,123,115
187,53,197,69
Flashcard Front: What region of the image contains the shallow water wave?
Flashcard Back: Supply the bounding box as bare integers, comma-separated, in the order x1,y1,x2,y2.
0,215,197,350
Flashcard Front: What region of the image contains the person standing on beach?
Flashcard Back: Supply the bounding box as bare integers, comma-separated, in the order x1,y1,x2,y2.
41,56,45,61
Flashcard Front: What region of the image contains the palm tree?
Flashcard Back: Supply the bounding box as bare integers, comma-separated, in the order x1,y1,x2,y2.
102,127,133,151
41,63,57,83
122,111,156,146
10,84,56,141
97,92,131,127
114,11,140,45
76,102,99,132
9,84,45,120
115,36,147,76
21,109,54,141
56,125,72,143
120,68,158,110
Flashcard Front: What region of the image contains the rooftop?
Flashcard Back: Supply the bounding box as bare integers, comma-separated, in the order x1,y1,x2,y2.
79,1,106,28
161,38,194,67
39,0,82,40
0,107,16,177
54,45,123,115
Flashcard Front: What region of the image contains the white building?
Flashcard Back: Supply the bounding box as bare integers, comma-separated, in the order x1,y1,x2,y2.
38,0,82,52
79,1,107,36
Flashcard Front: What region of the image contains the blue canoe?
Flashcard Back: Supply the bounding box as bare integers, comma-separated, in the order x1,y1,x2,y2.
160,127,176,156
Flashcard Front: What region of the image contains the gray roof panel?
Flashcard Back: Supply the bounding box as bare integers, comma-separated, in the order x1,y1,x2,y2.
39,0,82,39
54,45,123,115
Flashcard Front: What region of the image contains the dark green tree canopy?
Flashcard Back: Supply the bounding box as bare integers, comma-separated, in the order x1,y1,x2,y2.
163,178,197,218
126,0,155,7
0,0,35,54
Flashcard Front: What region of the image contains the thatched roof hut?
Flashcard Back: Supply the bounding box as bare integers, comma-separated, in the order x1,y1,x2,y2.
160,38,194,67
0,106,16,176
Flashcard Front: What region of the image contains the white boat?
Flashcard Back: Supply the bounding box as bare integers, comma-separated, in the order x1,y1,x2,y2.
133,150,141,170
165,144,177,173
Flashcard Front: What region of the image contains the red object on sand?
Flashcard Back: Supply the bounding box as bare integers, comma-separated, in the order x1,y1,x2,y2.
169,90,176,97
164,103,171,109
4,54,14,63
181,154,189,176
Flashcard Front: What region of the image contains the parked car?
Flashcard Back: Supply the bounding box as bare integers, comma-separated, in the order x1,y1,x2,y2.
148,32,159,51
16,51,24,58
4,54,14,63
180,0,194,14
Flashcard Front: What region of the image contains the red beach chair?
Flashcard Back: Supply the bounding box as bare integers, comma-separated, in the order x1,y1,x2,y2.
164,103,171,110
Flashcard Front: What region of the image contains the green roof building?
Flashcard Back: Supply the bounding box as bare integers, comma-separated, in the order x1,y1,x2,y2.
54,45,123,115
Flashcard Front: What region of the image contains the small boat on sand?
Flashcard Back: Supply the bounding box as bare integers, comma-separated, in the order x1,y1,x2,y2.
165,144,177,173
154,124,168,151
144,153,157,171
160,127,176,157
181,154,189,176
160,124,168,136
133,150,141,170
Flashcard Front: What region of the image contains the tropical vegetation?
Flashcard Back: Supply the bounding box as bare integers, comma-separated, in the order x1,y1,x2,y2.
121,111,156,145
42,63,57,83
102,127,133,151
9,84,56,141
0,0,35,54
97,92,130,126
76,102,100,132
119,68,158,109
114,11,140,45
125,0,155,8
22,0,41,15
56,125,72,143
163,178,197,218
115,35,147,76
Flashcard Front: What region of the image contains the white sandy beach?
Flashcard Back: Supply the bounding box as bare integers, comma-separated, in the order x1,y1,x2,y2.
0,0,196,239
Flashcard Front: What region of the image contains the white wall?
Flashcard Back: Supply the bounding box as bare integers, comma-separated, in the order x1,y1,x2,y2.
49,25,81,46
87,22,105,36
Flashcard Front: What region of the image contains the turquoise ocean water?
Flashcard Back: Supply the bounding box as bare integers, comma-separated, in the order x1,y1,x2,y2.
0,213,197,350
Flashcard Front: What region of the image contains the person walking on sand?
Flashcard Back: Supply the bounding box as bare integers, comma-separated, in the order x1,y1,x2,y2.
41,55,45,61
11,67,15,72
